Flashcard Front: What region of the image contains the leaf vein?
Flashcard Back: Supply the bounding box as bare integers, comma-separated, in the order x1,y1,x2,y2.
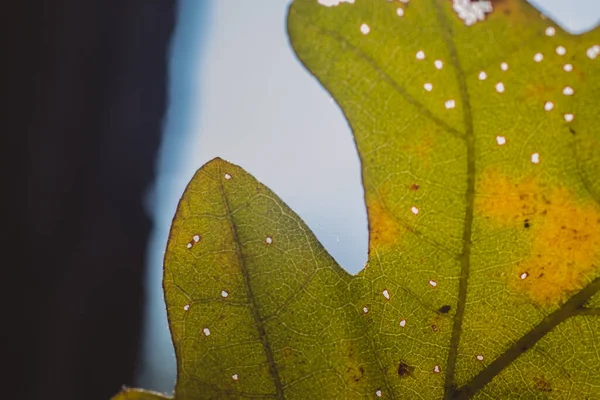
294,12,466,140
217,164,285,399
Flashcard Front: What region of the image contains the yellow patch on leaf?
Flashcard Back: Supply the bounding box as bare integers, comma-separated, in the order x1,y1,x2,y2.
477,170,600,306
488,0,538,24
401,133,434,165
523,83,555,102
367,194,400,251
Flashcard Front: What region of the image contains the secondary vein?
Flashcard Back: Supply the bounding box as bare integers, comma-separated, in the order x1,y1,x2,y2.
454,276,600,399
292,11,466,140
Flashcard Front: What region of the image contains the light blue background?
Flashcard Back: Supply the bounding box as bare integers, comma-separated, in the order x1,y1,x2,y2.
138,0,599,392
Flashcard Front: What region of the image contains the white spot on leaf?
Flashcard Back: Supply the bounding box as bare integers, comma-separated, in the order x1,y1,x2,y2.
317,0,355,6
520,272,529,280
563,86,574,96
433,365,441,373
416,50,425,60
496,136,506,146
399,319,407,327
232,374,239,381
531,153,540,164
452,0,493,26
434,60,443,69
544,101,554,111
183,304,190,311
564,113,574,122
424,82,433,92
193,235,201,243
500,62,508,71
478,71,487,80
360,23,370,35
495,82,505,93
375,389,383,397
221,290,229,298
224,173,231,180
545,26,556,36
429,280,438,288
587,45,600,59
563,63,573,72
382,289,390,300
533,53,543,63
411,206,420,215
556,46,567,56
186,242,193,249
445,99,456,109
476,355,484,361
396,8,404,17
363,306,369,314
203,328,211,336
265,236,273,244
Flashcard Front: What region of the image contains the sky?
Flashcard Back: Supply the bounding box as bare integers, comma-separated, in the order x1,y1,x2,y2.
138,0,599,392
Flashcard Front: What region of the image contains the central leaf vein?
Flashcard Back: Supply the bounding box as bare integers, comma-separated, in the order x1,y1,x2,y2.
217,167,285,399
427,1,476,399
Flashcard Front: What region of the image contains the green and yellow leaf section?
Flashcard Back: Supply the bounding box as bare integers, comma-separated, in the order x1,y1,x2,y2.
289,0,600,398
453,276,600,399
113,154,600,400
112,0,600,399
156,159,381,400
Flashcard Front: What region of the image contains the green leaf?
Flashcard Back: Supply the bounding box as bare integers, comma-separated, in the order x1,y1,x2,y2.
115,0,600,398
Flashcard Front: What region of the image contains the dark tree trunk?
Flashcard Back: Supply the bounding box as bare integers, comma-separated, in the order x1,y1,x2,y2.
6,1,175,399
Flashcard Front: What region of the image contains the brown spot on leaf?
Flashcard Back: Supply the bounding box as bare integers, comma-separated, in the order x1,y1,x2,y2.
397,361,415,378
409,183,420,191
345,362,364,385
427,312,450,334
533,376,552,392
282,346,293,359
342,343,366,387
487,0,536,24
438,305,451,314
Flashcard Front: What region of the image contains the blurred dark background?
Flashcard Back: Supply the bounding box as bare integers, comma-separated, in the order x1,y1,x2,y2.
8,1,175,399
